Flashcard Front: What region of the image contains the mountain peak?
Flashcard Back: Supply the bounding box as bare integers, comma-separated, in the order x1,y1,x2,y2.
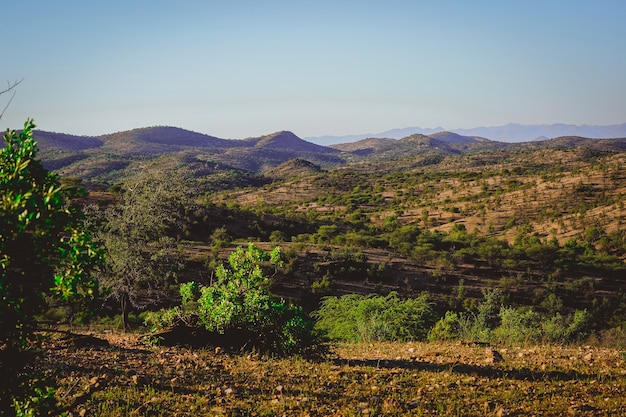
254,131,338,153
429,131,477,144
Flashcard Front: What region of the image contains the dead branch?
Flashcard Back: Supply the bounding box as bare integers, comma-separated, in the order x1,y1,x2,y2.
0,78,24,121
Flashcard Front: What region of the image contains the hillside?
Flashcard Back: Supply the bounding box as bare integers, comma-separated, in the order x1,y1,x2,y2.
36,125,626,248
220,138,626,245
37,126,626,254
34,125,626,331
202,136,626,324
35,127,346,182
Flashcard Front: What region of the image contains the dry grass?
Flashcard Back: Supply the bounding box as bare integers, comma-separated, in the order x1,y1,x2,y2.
47,332,626,416
216,149,626,249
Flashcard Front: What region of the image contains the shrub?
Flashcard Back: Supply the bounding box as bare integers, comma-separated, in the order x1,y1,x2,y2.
428,311,460,341
429,305,593,346
148,244,324,356
432,290,502,343
541,309,591,344
1,119,102,415
494,307,541,345
314,292,436,343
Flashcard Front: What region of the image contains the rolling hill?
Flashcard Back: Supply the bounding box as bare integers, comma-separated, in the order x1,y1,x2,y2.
306,122,626,144
35,127,346,181
26,123,626,355
35,125,626,186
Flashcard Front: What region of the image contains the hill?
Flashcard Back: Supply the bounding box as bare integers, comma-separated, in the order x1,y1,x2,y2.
265,158,323,179
33,125,626,332
252,131,339,154
34,130,103,151
306,122,626,144
428,131,477,144
35,127,345,182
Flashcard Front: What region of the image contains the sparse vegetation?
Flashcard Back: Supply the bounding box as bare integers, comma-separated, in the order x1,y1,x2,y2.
3,122,626,415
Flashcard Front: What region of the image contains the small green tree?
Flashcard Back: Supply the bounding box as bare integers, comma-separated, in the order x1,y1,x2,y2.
149,244,323,356
1,119,102,415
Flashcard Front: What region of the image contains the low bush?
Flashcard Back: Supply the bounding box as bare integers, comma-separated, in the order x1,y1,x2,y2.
146,244,325,356
428,306,591,346
313,292,436,343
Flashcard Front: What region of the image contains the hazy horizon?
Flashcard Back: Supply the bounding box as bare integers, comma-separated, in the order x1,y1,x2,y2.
2,1,626,139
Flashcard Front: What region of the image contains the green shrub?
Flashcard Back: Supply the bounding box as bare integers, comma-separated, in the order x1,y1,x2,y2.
429,304,592,346
148,244,324,356
432,290,502,343
494,307,541,345
541,309,591,344
314,292,436,343
428,311,460,341
1,120,102,415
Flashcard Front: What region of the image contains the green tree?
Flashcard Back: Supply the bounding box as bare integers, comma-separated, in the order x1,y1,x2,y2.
1,119,102,415
95,169,190,331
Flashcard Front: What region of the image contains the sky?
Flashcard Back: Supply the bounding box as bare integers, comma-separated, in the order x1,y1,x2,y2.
1,0,625,139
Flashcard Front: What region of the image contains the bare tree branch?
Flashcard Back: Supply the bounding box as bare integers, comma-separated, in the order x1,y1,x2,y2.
0,78,24,121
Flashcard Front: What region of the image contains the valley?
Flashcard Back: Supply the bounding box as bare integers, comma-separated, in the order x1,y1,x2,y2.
37,126,626,327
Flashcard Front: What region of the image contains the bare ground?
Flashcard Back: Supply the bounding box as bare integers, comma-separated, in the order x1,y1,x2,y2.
43,331,626,416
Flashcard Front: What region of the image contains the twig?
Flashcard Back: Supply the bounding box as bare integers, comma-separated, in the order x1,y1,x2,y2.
61,378,81,400
0,79,24,121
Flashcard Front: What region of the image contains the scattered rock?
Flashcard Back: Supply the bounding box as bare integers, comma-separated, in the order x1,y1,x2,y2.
485,347,504,363
130,374,148,386
407,400,420,410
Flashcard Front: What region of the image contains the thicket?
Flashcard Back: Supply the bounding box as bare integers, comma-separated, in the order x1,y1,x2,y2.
310,289,594,346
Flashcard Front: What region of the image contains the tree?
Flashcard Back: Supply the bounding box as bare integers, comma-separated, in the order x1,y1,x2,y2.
1,119,102,415
95,169,190,330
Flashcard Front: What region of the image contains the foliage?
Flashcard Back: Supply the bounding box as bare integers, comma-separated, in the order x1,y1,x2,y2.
313,246,373,282
427,310,459,341
313,292,436,343
0,120,102,415
429,290,592,345
150,244,324,356
93,169,190,330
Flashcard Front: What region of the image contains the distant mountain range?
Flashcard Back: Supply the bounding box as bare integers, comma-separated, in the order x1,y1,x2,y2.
305,123,626,145
33,125,626,184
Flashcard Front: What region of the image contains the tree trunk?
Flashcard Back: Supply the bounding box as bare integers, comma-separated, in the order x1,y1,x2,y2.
121,295,129,333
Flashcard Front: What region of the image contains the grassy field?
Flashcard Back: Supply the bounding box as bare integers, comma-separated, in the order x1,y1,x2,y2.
46,332,626,416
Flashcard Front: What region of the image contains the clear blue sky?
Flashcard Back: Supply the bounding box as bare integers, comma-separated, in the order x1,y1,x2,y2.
2,1,625,138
